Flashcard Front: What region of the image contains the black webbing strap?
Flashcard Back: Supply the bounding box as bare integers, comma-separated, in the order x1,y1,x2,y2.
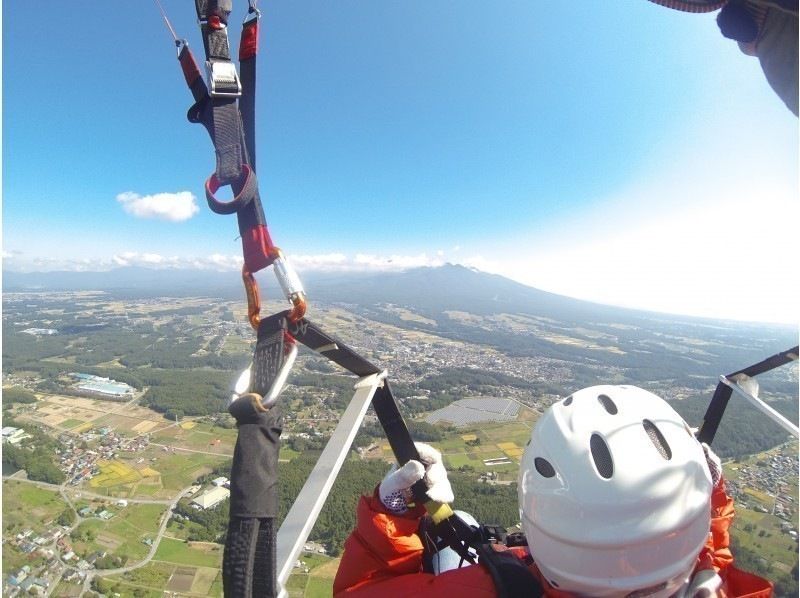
289,318,480,565
223,518,276,598
180,0,275,273
196,1,233,59
476,544,543,598
697,345,799,445
224,313,289,597
192,0,246,184
288,318,383,377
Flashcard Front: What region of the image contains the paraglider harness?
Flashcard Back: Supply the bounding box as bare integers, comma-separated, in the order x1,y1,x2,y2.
419,518,543,598
157,2,490,595
157,3,797,596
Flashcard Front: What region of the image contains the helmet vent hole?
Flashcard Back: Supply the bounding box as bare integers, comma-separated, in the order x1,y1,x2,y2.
550,580,560,588
597,393,617,414
534,457,556,478
643,419,672,460
590,434,614,479
563,396,573,406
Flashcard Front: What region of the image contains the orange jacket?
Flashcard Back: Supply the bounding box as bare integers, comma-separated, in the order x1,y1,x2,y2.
333,480,772,598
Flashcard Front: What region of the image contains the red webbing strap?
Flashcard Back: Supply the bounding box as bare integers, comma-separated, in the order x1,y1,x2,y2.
243,226,275,273
240,18,259,61
178,45,208,103
173,5,275,274
179,46,201,87
236,11,271,274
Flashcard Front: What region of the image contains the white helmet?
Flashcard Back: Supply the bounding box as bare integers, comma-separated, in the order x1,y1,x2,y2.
518,385,712,597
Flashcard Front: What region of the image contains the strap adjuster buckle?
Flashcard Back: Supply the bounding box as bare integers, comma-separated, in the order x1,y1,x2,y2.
207,60,242,98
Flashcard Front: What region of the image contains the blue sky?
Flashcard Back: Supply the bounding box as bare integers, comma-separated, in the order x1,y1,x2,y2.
3,2,797,323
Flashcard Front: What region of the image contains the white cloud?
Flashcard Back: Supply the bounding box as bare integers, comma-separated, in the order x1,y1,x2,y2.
247,251,450,273
460,255,502,273
22,256,111,272
207,254,244,270
116,191,199,222
354,253,444,270
109,252,244,271
5,251,459,275
292,253,349,269
506,198,799,324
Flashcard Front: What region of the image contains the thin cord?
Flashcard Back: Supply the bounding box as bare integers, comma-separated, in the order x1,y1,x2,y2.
154,0,180,43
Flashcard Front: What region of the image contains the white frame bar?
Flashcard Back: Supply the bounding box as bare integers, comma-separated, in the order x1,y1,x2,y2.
720,375,800,439
276,370,387,597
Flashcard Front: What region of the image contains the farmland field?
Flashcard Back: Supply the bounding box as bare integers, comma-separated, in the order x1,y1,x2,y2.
153,538,224,568
71,503,167,564
2,480,65,531
150,421,237,454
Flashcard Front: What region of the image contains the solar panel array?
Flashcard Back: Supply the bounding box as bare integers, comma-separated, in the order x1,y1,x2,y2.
425,397,520,427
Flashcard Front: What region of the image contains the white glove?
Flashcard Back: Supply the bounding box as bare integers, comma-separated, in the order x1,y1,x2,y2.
379,442,454,514
702,442,722,488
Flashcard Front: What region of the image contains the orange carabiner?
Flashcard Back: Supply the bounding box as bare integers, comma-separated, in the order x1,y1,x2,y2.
288,292,307,323
242,248,308,329
242,265,261,330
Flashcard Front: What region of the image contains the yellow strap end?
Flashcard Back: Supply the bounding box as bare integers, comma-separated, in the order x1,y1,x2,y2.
426,500,454,525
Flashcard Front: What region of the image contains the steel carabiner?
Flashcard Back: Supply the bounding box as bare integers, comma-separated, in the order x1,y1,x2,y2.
242,248,307,331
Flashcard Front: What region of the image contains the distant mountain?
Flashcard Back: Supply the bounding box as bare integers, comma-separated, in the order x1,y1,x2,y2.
3,263,791,329
303,264,630,323
3,264,651,321
3,267,240,297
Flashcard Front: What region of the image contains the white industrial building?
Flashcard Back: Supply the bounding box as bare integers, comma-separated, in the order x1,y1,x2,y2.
1,427,30,445
191,486,230,510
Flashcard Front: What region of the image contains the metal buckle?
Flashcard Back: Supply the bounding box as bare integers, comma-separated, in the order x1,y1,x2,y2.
244,6,261,24
230,342,298,409
207,61,242,98
175,38,188,57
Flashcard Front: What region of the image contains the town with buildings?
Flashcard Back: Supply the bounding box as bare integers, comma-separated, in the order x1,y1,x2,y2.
726,443,799,534
2,290,797,596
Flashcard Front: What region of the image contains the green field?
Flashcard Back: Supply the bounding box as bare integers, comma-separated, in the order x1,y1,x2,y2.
166,518,209,541
107,562,222,597
156,451,229,491
732,508,799,571
92,576,164,598
71,503,166,564
51,579,84,597
280,446,302,462
2,481,66,531
133,483,161,496
210,575,224,596
151,422,238,453
286,553,338,598
433,420,532,477
106,561,174,593
153,537,223,568
78,447,229,499
305,576,335,598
